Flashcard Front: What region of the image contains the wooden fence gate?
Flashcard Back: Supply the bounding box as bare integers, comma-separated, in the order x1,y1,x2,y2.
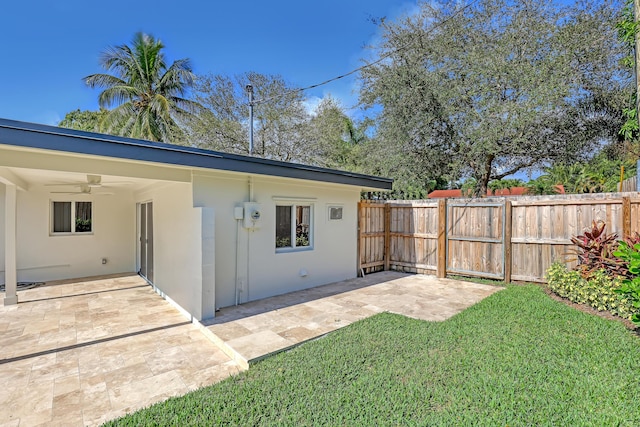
446,201,506,280
357,202,386,274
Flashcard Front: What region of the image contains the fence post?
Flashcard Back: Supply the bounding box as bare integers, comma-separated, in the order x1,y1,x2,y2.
504,200,512,284
384,203,391,271
623,196,631,239
437,199,447,278
357,202,362,276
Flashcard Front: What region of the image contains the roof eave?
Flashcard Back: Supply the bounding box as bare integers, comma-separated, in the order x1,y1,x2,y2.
0,118,393,190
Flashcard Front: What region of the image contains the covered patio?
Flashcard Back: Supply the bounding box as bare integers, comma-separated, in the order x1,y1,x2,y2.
0,274,239,426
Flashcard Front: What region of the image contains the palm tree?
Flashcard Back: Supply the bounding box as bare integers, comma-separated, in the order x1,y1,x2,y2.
83,32,200,143
525,175,557,195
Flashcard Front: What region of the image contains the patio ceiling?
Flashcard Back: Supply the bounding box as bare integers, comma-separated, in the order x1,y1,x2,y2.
1,167,158,194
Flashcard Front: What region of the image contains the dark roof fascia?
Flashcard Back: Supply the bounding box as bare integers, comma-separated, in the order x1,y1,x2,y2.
0,118,392,190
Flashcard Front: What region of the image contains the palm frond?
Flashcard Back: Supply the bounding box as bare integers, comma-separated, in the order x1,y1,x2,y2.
83,73,127,89
100,103,134,134
159,59,195,95
97,85,140,108
85,31,196,142
170,97,204,115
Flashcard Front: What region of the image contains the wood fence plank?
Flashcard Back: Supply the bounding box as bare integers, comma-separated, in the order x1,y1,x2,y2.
384,204,391,270
504,201,512,283
357,202,362,274
540,205,550,239
437,199,447,278
623,196,631,239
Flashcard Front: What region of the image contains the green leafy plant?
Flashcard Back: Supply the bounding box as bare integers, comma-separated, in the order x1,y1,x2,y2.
75,218,92,233
612,241,640,324
569,221,622,279
276,237,291,248
547,262,637,320
295,235,309,247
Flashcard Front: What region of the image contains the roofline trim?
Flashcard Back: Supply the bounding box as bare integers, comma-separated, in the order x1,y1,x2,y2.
0,118,393,190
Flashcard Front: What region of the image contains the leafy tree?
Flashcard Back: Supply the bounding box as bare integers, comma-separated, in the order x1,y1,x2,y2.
525,175,559,196
360,0,630,196
617,0,639,141
188,73,365,170
459,178,477,195
83,32,200,143
530,153,636,194
58,109,108,132
488,179,525,191
188,72,309,162
304,97,367,169
187,73,250,153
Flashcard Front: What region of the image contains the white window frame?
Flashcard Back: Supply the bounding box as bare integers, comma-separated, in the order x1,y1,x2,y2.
275,202,314,253
328,205,344,221
50,200,94,235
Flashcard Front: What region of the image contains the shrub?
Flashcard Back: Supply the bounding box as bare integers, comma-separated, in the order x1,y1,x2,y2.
546,262,638,320
613,241,640,325
569,221,624,279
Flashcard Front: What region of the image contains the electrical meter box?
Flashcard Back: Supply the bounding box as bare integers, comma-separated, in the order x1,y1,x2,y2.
243,202,261,229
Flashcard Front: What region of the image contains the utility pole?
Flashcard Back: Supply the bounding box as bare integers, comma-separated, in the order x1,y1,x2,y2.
246,84,254,156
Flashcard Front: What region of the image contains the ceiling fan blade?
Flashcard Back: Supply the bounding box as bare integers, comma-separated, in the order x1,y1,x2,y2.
45,175,131,190
50,191,85,194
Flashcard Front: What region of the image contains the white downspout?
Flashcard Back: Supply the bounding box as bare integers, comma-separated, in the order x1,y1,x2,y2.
246,176,253,302
234,218,241,306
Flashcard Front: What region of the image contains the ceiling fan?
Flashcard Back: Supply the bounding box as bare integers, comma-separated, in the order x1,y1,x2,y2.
49,183,113,195
46,174,125,195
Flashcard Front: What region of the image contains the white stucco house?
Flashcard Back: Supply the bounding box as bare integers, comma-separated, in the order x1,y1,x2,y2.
0,118,392,320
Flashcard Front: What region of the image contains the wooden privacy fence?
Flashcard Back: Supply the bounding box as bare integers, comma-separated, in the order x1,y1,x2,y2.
619,175,638,192
357,192,640,283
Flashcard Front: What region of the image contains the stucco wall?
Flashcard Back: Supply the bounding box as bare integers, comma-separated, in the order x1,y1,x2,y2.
0,185,5,282
135,182,215,320
193,173,360,308
192,174,247,308
1,166,361,320
0,184,135,283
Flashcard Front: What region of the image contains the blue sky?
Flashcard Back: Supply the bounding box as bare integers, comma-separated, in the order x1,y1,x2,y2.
0,0,416,125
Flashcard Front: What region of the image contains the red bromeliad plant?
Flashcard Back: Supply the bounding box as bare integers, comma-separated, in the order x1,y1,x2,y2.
570,221,625,279
622,232,640,249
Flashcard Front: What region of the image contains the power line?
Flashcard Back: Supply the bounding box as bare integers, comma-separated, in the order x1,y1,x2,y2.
251,0,480,106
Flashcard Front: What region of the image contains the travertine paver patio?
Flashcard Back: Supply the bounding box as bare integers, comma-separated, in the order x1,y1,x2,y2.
203,271,502,368
0,274,239,427
0,271,501,426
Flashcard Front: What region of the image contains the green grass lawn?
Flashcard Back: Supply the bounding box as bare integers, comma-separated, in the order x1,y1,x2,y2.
105,285,640,426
